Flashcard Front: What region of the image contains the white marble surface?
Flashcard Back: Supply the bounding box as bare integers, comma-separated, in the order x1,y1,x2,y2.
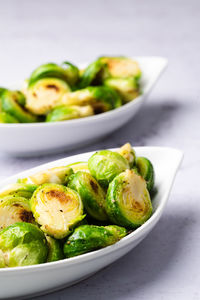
0,0,200,299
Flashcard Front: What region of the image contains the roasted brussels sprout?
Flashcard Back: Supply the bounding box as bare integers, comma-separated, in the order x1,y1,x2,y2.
18,166,73,185
99,56,142,80
0,222,48,267
0,87,7,110
136,157,155,192
68,171,107,221
1,90,25,107
30,183,84,239
61,61,79,87
46,235,64,262
104,77,140,102
26,78,71,115
117,143,136,168
67,162,89,173
90,86,122,112
1,90,37,123
28,63,62,86
63,224,127,257
62,88,91,106
0,250,5,267
0,87,7,97
62,86,122,113
28,63,78,87
12,90,26,106
0,87,7,112
0,196,34,230
0,183,37,199
106,169,152,228
88,150,130,187
46,105,93,122
0,112,19,123
79,60,108,88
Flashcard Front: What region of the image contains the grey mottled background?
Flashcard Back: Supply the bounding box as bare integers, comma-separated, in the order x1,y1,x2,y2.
0,0,199,299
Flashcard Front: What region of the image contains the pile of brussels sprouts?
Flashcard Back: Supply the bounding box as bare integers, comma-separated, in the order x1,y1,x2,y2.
0,143,155,268
0,57,141,123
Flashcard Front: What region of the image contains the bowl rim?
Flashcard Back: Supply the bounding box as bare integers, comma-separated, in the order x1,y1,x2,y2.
0,56,168,129
0,146,183,273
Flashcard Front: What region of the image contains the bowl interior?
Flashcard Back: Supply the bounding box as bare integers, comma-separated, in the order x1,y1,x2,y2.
8,56,168,126
0,146,183,269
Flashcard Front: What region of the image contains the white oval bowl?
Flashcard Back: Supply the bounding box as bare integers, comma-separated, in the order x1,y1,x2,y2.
0,57,167,156
0,146,183,299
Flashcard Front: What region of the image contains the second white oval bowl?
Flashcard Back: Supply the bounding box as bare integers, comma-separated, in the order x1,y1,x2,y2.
0,146,183,299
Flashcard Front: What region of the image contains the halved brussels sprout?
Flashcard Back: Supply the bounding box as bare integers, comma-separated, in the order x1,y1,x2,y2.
79,60,108,88
62,86,121,114
12,90,26,106
0,183,37,199
0,196,34,230
88,150,130,187
30,183,84,239
0,112,19,123
0,89,26,117
1,90,37,123
61,61,79,87
46,105,93,122
117,143,136,168
90,86,122,112
0,87,6,113
0,87,7,113
0,87,7,97
62,88,91,106
18,166,73,185
46,235,64,262
99,56,142,79
0,250,5,267
63,224,127,258
106,169,152,228
26,78,71,115
136,157,155,192
1,90,25,107
0,222,48,267
28,63,77,87
67,162,89,173
104,77,140,102
68,171,107,221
